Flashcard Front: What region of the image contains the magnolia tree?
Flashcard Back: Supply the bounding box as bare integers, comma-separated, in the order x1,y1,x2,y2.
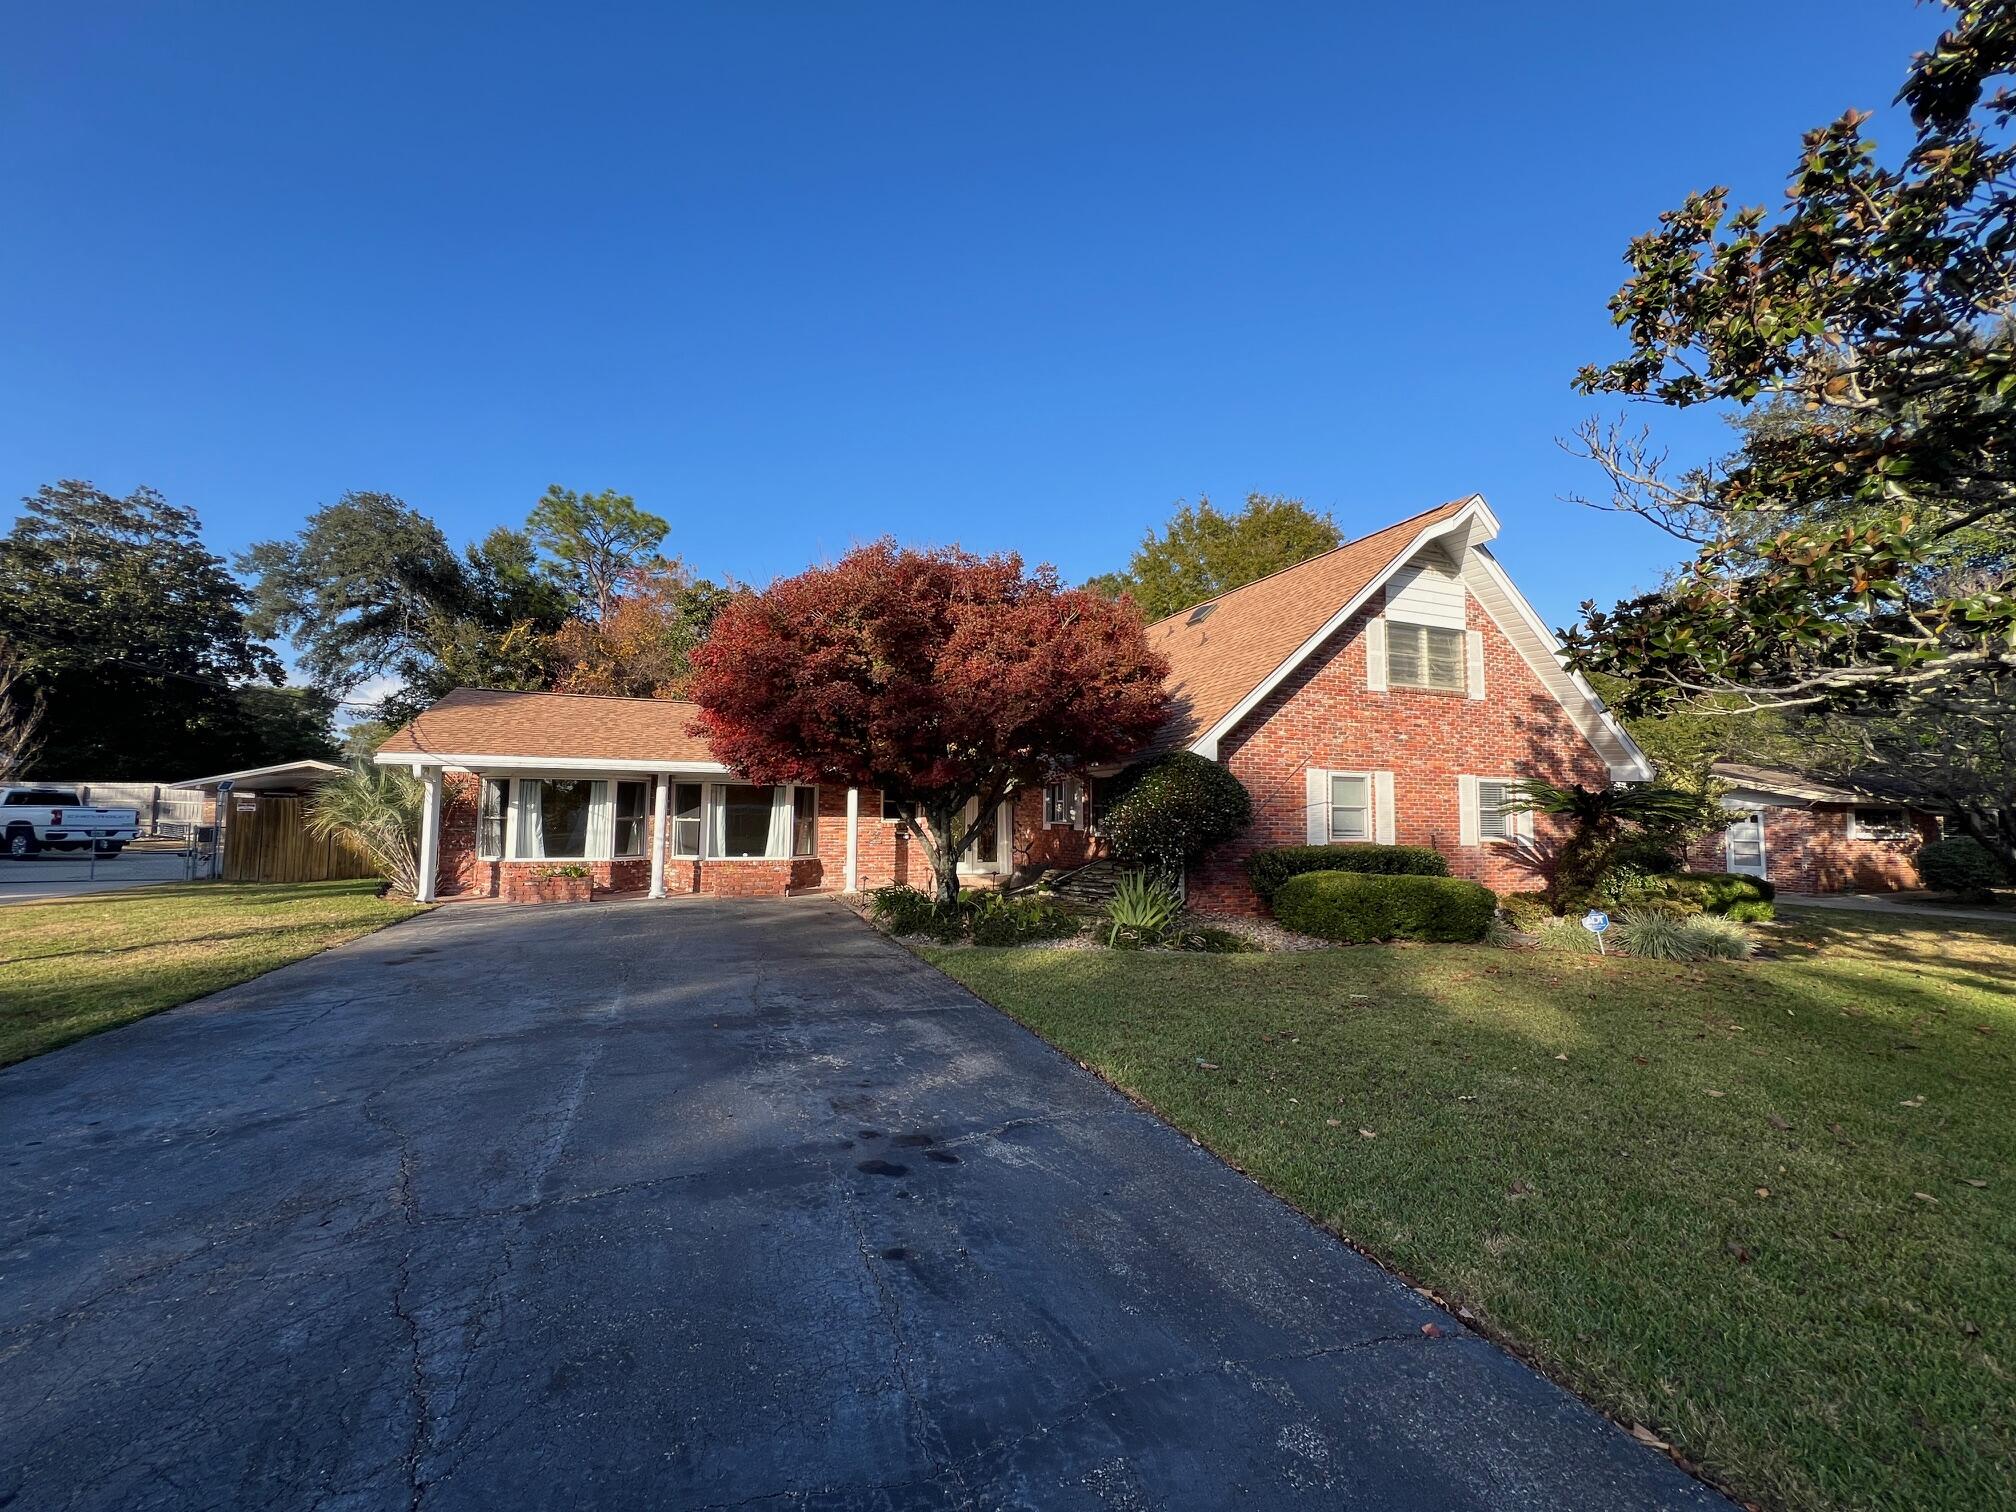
690,542,1170,905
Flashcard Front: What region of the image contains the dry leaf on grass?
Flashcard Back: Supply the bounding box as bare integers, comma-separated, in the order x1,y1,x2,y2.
1767,1113,1793,1131
1358,1127,1377,1139
1912,1191,1939,1204
1961,1178,1988,1188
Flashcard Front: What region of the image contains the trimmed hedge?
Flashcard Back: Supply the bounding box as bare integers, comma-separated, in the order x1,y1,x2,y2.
1272,870,1497,944
1247,843,1449,901
1615,871,1775,916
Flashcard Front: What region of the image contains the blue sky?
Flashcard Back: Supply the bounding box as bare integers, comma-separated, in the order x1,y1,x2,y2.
2,1,1930,669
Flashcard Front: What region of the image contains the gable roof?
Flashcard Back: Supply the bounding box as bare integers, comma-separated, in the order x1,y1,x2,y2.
374,687,719,769
1140,500,1473,758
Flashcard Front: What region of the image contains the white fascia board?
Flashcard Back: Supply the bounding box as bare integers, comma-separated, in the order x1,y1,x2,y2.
1462,548,1656,783
371,751,730,775
1188,495,1496,760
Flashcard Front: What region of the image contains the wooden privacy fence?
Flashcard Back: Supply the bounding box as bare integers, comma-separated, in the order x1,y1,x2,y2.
221,795,380,883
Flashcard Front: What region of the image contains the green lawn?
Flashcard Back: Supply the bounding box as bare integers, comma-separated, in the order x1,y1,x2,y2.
925,912,2016,1512
0,879,423,1067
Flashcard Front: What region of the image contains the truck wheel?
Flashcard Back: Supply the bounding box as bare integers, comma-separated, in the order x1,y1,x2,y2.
95,841,126,856
5,829,38,859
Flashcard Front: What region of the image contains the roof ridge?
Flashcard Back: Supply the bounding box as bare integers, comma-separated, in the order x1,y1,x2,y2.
1142,498,1472,629
445,685,699,707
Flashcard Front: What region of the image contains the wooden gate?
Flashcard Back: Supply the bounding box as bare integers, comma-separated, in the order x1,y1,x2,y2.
220,795,379,883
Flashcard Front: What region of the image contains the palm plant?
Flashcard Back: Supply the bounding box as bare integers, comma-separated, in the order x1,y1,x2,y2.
1508,779,1715,906
305,764,426,897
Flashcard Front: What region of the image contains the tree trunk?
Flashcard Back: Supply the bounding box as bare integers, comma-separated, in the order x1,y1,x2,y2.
1953,806,2016,880
920,799,964,908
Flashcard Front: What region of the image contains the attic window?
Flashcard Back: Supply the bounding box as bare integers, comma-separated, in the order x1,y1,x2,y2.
1186,603,1218,626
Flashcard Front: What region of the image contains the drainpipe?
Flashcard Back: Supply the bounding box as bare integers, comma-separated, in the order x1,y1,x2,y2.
649,773,669,898
844,786,859,892
415,764,442,904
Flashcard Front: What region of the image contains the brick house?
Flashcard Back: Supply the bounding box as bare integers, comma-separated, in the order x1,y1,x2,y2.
1687,762,1944,894
376,495,1651,908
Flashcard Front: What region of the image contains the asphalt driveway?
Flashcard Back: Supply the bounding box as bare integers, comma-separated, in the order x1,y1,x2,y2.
1,897,1726,1510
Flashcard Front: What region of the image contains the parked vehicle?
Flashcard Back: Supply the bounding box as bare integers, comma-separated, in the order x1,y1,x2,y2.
0,786,141,858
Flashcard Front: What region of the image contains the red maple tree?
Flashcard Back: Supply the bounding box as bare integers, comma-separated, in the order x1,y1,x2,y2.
690,542,1170,903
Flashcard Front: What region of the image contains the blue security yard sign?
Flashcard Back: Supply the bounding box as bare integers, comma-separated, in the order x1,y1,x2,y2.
1582,909,1611,954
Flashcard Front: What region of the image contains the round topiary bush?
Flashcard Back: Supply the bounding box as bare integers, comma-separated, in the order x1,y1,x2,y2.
1915,836,2008,900
1099,752,1252,873
1271,870,1497,944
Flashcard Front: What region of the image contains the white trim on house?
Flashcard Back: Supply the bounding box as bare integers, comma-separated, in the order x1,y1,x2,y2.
374,752,730,775
1459,548,1653,781
1305,767,1389,845
1846,805,1914,841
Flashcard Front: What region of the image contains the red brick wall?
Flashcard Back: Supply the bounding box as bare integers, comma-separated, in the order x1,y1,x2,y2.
1187,595,1613,914
1687,803,1935,893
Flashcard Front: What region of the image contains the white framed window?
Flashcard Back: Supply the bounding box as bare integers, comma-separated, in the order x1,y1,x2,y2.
1387,621,1467,692
515,778,603,861
1328,772,1370,842
1463,776,1532,845
478,777,507,860
793,786,819,857
1044,778,1083,829
672,782,704,858
612,780,650,859
1849,806,1912,841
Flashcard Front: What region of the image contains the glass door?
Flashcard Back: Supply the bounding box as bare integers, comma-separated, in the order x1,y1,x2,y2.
957,798,1007,874
1724,809,1766,878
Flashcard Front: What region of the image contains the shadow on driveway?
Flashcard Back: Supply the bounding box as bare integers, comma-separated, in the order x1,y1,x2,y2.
0,897,1727,1510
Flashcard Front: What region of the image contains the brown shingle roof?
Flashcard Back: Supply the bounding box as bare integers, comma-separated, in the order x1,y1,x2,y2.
376,687,715,764
381,500,1472,769
1139,499,1471,755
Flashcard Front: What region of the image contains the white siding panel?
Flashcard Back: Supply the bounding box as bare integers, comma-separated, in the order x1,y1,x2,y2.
1383,549,1467,630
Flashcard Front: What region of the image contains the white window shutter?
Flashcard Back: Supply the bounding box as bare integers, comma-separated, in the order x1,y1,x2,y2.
1365,618,1388,692
1458,775,1479,846
1466,629,1485,699
1305,767,1328,845
1373,771,1395,844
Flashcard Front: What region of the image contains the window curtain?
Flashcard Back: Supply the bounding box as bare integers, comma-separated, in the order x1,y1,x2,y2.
521,779,545,858
586,781,613,859
766,787,795,859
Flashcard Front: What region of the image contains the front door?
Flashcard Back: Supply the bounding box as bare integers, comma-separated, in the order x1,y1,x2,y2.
1724,808,1767,878
957,798,1008,875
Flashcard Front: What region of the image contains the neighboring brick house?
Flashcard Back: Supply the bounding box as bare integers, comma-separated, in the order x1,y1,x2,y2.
1687,762,1943,894
376,494,1650,908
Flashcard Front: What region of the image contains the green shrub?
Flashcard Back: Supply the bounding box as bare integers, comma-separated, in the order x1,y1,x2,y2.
1615,871,1775,916
1174,924,1261,954
1533,918,1600,954
1498,891,1556,931
1723,899,1776,924
1612,909,1694,960
1271,870,1496,944
1247,843,1449,901
867,885,965,940
968,893,1078,946
1613,908,1756,961
1915,836,2007,899
1100,752,1253,872
1683,914,1756,959
1104,871,1183,946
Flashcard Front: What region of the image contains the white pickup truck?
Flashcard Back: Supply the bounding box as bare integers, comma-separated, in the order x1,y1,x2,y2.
1,786,141,858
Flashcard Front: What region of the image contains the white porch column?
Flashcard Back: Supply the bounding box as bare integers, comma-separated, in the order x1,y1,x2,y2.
649,772,670,898
844,786,860,892
415,765,443,904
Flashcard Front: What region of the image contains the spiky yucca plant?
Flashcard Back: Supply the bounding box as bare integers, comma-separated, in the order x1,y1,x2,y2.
306,764,426,897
